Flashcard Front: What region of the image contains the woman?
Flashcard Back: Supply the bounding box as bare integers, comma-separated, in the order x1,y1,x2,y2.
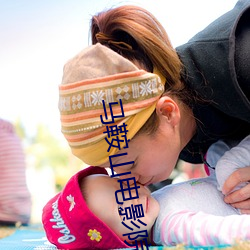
59,1,250,211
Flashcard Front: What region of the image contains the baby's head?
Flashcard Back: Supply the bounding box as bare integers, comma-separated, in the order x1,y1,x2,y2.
42,166,159,249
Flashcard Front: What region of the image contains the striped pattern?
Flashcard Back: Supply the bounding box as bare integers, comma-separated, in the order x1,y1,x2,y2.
0,119,31,224
59,70,164,148
160,210,250,246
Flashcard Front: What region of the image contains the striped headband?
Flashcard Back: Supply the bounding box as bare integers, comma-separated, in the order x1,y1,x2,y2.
59,43,165,165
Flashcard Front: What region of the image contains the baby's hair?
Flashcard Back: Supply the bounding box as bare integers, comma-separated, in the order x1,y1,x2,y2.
79,177,89,204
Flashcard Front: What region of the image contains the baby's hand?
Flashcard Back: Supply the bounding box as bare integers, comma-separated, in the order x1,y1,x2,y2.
223,166,250,214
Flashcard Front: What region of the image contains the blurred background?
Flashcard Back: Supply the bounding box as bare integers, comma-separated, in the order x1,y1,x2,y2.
0,0,238,223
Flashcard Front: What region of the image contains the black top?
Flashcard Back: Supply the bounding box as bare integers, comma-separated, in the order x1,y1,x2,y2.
176,0,250,164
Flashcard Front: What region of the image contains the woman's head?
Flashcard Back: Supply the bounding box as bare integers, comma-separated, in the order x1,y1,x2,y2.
59,5,196,183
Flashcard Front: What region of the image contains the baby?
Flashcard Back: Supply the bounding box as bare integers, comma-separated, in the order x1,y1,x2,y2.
42,135,250,249
42,166,157,249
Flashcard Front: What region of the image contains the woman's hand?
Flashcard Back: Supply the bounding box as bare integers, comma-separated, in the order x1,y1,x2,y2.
223,166,250,214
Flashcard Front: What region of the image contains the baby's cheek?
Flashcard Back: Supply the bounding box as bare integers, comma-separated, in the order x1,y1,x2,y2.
118,220,149,243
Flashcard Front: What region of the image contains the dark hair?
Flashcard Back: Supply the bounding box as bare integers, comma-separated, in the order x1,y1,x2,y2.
91,5,194,135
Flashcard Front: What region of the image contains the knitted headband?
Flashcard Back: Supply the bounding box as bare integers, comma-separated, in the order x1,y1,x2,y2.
59,43,165,165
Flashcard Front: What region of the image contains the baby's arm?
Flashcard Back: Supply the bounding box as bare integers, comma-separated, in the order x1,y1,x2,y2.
215,135,250,193
158,209,250,247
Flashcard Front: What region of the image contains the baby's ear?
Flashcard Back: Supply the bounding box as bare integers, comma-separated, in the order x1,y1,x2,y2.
156,96,180,126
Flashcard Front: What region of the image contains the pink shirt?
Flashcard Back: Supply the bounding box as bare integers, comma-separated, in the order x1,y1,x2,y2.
0,119,31,224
